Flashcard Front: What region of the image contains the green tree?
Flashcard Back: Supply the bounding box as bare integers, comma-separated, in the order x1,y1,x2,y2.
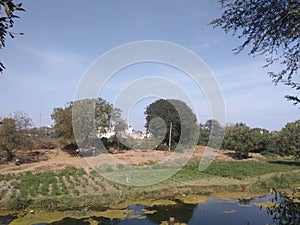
266,131,281,155
112,110,128,151
278,120,300,158
51,103,74,142
250,128,270,153
198,122,209,146
211,0,300,105
0,0,25,72
0,118,20,161
222,122,253,158
145,99,198,150
198,119,224,147
51,98,126,150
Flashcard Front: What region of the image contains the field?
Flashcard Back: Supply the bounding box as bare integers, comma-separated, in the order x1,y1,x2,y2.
0,146,299,211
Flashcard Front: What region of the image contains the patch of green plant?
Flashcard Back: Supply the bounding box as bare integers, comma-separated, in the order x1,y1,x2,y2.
203,161,299,179
8,196,32,210
257,173,300,190
0,188,8,200
0,173,16,181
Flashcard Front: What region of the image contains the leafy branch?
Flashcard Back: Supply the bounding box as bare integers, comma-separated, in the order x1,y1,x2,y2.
0,0,25,72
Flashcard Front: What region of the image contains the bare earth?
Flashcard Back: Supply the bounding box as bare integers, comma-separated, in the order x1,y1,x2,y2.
0,146,265,175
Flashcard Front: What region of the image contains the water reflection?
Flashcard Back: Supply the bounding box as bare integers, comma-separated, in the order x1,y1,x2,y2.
17,196,275,225
0,215,17,225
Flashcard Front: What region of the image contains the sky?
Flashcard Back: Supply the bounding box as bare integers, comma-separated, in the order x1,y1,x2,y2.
1,0,299,131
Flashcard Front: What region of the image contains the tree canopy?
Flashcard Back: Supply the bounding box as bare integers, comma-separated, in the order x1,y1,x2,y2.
0,0,25,72
51,98,126,149
222,122,253,158
276,119,300,158
144,99,198,150
0,118,20,161
0,113,33,162
211,0,300,105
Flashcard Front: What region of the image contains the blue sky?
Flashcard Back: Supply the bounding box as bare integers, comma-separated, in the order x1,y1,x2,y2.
0,0,299,131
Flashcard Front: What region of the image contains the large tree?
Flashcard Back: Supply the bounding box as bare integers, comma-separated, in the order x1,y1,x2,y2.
145,99,198,150
211,0,300,105
51,103,74,142
222,122,253,158
51,98,126,148
223,123,271,158
198,119,224,147
0,0,25,72
0,118,20,161
278,119,300,158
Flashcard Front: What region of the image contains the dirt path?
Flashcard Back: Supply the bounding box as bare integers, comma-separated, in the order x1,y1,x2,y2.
0,149,90,174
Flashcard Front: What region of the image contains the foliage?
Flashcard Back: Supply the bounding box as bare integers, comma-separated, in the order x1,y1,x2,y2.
51,98,127,152
0,118,19,149
249,128,270,153
204,119,223,137
277,120,300,158
198,119,224,148
211,0,300,105
203,161,299,180
198,123,209,146
267,120,300,158
222,123,271,158
8,196,32,210
107,107,128,151
222,123,253,158
145,99,198,150
51,102,74,142
0,118,20,161
267,189,300,225
0,0,25,72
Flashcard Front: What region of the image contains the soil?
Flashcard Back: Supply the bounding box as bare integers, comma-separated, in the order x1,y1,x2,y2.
0,146,265,175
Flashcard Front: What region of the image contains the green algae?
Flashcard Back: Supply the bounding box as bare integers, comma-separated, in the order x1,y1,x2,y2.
8,208,132,225
176,194,210,204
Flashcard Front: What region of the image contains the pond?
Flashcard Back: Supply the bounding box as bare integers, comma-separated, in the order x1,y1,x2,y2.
4,195,274,225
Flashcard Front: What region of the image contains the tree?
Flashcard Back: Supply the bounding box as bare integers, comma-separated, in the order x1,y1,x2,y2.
277,120,300,158
249,128,270,153
0,0,25,72
211,0,300,105
111,109,128,151
198,119,224,147
145,99,198,150
51,103,74,142
0,118,20,161
10,110,33,132
198,122,210,146
222,122,253,158
51,98,126,150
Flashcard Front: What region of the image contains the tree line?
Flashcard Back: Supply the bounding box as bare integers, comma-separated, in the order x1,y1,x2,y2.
199,119,300,159
0,98,299,163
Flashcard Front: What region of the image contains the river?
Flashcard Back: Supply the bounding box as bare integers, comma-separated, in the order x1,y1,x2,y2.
2,195,274,225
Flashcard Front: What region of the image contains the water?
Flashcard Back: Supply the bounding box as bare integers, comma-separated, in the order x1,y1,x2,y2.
9,196,274,225
0,215,17,225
